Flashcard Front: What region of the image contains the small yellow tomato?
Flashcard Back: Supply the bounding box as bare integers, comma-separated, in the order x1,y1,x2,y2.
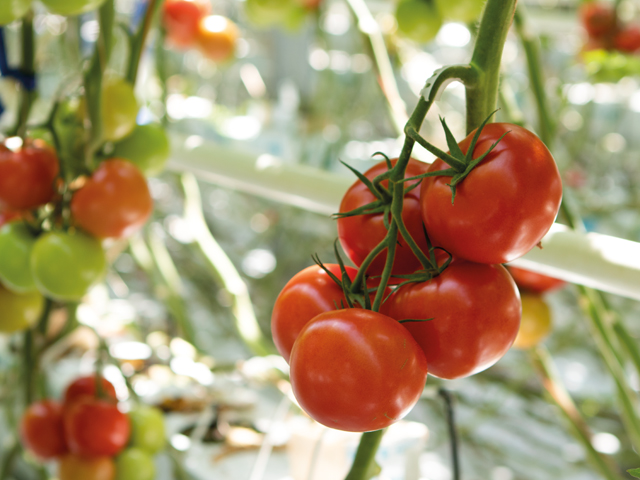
512,293,552,349
0,282,44,334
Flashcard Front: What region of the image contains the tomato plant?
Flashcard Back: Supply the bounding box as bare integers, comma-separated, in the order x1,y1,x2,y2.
30,231,106,301
289,309,428,432
127,405,166,454
71,159,153,239
512,292,551,349
382,261,521,379
395,0,442,43
0,283,43,334
0,0,31,25
420,123,562,265
0,222,37,293
434,0,484,23
196,15,239,62
20,400,68,459
112,124,170,176
63,376,118,406
163,0,211,48
580,2,617,39
100,78,139,143
0,140,59,211
507,265,566,294
64,398,130,457
338,158,431,279
115,448,156,480
58,455,116,480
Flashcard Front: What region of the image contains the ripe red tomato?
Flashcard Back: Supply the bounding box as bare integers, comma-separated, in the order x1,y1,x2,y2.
20,400,68,459
382,261,521,380
289,309,428,432
272,264,387,362
163,0,211,49
58,455,115,480
614,25,640,53
64,376,117,406
580,2,617,39
338,159,431,279
64,398,130,457
507,266,566,294
196,15,239,62
420,123,562,265
71,159,153,239
0,140,59,211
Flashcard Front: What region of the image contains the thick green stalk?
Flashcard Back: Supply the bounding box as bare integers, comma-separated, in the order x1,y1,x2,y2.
466,0,517,133
127,0,164,85
344,430,385,480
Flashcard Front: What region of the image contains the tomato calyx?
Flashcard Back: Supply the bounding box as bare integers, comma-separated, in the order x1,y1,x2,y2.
404,110,509,203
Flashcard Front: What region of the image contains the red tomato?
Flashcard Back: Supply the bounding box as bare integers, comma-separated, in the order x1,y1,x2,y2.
64,398,130,457
70,159,153,239
195,15,238,62
338,159,431,279
63,375,117,406
0,209,20,228
382,262,521,380
507,266,566,294
580,2,617,39
58,455,115,480
420,123,562,265
0,140,59,211
163,0,211,49
614,25,640,53
20,400,67,459
271,264,388,362
289,309,428,432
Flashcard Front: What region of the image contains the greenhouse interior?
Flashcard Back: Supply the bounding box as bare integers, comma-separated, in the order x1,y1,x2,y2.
1,0,640,479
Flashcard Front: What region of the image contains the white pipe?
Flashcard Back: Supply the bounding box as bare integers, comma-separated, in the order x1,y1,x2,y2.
167,136,640,301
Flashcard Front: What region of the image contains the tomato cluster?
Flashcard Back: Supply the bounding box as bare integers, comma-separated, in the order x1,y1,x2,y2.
272,121,562,431
580,2,640,54
162,0,239,62
20,375,165,480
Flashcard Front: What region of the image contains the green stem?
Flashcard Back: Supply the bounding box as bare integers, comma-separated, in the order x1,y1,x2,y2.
439,389,460,480
126,0,163,85
466,0,517,133
23,330,35,404
344,430,385,480
0,441,21,480
155,27,169,127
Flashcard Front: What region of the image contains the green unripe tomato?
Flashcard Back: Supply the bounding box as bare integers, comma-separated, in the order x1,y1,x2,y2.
113,124,170,176
102,78,139,142
244,0,299,27
0,0,31,25
128,406,166,454
0,283,43,334
0,222,38,293
395,0,442,43
30,231,106,301
434,0,484,23
115,448,155,480
40,0,107,17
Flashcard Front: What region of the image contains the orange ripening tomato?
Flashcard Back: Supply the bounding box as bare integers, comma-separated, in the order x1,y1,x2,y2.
507,265,566,294
0,140,59,211
512,292,552,349
71,159,153,239
195,15,239,62
63,375,118,406
58,455,115,480
20,400,68,459
163,0,211,49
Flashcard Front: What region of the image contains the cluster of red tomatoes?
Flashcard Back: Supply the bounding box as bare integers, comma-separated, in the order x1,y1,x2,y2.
21,375,165,480
272,122,563,433
163,0,239,63
580,1,640,54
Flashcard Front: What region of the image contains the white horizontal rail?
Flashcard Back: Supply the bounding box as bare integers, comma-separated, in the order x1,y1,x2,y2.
168,136,640,301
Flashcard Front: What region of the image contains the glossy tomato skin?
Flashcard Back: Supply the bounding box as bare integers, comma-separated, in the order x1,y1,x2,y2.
59,455,116,480
101,79,139,142
421,123,562,265
71,159,153,239
64,376,118,406
382,262,521,380
289,309,428,432
64,398,130,457
0,140,59,211
0,222,37,293
512,292,551,349
338,159,430,279
272,264,358,362
0,283,44,333
20,400,68,459
196,15,239,62
30,231,106,301
163,0,211,48
507,265,566,294
128,406,166,454
580,2,616,39
115,448,156,480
